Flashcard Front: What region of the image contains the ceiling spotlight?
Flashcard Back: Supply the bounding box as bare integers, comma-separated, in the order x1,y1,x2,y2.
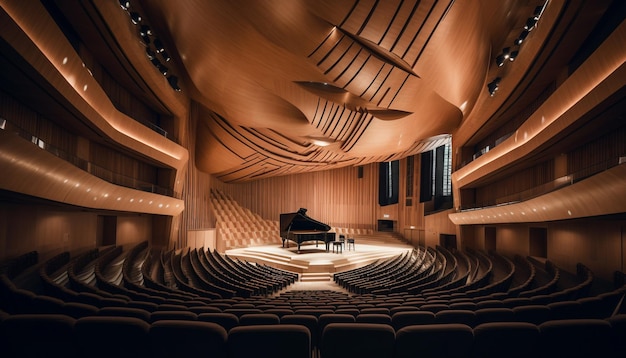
139,25,152,37
130,12,141,25
495,47,510,67
524,17,538,31
496,54,506,67
140,35,150,46
509,50,519,62
153,39,165,53
150,57,161,67
118,0,130,10
157,64,168,76
487,77,501,97
161,51,171,62
146,48,156,60
515,30,529,45
167,75,181,91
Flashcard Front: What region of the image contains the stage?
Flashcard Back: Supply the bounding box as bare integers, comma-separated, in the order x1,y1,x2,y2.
225,236,413,282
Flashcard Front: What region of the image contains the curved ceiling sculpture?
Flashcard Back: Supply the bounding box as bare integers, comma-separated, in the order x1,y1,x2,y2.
140,0,534,182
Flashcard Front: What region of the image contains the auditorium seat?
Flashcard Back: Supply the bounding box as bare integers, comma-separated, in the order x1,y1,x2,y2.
30,295,65,314
394,323,473,358
391,311,436,331
149,320,228,358
0,314,77,358
606,314,626,356
471,322,540,358
512,305,552,325
355,313,393,325
228,324,310,358
335,308,360,317
538,319,613,358
98,307,151,321
321,323,395,358
150,310,198,323
239,313,280,325
74,316,151,358
61,302,99,318
264,308,294,317
280,314,319,354
197,312,240,331
474,308,515,325
546,301,583,320
435,310,477,327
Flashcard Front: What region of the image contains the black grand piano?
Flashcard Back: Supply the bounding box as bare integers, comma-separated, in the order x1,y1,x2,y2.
280,208,335,253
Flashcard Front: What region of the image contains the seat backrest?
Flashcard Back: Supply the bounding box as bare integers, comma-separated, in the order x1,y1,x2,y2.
474,308,515,325
356,313,392,325
150,310,197,323
239,313,280,326
435,309,477,327
391,311,436,331
98,307,151,321
0,314,77,358
197,312,240,332
538,318,613,358
321,323,395,358
512,305,552,325
74,316,151,358
394,323,473,358
228,324,310,358
280,314,319,350
149,320,227,358
472,322,540,358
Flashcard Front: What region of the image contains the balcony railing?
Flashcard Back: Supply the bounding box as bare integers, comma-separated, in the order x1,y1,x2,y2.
3,118,179,198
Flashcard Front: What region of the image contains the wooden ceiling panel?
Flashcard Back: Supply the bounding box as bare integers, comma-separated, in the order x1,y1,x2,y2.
132,0,540,182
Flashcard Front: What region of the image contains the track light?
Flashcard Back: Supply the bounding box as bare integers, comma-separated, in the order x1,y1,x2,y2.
495,47,510,67
157,64,168,76
487,77,501,97
146,48,156,60
161,51,171,62
515,30,529,45
139,25,152,37
524,17,537,31
153,39,165,53
130,12,141,25
118,0,130,10
509,50,519,62
167,76,181,91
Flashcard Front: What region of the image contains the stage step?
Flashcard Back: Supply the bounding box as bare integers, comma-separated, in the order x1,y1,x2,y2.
300,272,333,282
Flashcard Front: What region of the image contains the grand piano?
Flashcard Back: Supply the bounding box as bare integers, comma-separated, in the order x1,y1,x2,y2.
280,208,335,253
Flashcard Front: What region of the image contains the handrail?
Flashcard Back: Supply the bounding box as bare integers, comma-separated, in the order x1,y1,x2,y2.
1,118,179,198
460,156,625,211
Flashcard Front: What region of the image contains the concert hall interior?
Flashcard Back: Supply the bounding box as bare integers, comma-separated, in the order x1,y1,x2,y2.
1,1,626,357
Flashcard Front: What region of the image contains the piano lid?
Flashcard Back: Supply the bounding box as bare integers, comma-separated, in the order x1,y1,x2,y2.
279,208,330,237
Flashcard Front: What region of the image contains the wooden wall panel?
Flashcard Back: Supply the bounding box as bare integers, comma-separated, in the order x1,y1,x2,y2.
219,164,379,232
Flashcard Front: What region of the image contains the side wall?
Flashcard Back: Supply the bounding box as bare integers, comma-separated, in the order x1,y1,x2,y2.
464,218,626,282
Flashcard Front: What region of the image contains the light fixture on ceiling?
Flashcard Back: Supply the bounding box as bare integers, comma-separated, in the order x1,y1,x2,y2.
146,48,156,60
524,17,538,31
118,0,130,10
167,76,181,91
130,12,141,25
509,50,519,62
515,29,529,45
495,48,510,67
306,136,339,147
487,77,501,96
161,51,171,62
153,39,165,53
139,25,152,37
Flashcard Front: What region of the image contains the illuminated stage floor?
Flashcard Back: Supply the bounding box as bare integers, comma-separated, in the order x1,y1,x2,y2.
226,238,413,282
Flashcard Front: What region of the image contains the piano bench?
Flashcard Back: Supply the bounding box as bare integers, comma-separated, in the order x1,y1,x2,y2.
332,241,343,253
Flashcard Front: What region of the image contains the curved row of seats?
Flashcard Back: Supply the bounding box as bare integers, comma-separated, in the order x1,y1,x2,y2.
1,312,625,358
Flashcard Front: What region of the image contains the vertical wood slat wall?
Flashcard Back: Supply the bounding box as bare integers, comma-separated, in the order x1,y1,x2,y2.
220,164,380,231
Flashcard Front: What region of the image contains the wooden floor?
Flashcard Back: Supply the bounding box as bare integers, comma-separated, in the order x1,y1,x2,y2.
226,235,413,282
